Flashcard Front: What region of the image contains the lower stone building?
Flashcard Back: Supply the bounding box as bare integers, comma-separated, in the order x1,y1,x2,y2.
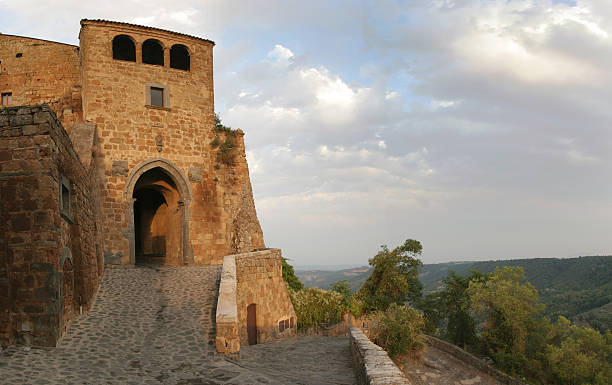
0,106,103,346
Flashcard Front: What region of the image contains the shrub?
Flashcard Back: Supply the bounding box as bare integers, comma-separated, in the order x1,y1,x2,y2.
348,297,366,319
368,303,424,357
290,288,345,330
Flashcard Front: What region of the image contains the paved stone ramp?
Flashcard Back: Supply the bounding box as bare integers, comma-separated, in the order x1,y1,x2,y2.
401,345,502,385
0,265,356,385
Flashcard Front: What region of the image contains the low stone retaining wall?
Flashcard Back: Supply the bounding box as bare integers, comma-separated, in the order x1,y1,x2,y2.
423,335,526,385
349,327,410,385
215,255,240,354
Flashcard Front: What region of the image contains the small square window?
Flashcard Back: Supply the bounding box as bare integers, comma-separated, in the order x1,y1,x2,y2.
146,83,170,109
1,92,11,106
150,87,164,107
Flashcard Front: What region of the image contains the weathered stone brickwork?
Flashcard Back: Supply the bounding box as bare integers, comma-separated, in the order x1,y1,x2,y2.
235,249,296,346
216,249,296,354
78,20,264,266
0,35,82,133
0,106,103,346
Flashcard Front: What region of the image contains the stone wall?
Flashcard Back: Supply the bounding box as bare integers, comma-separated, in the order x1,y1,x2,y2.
0,105,103,346
423,335,526,385
216,249,296,353
215,255,240,354
0,34,82,133
349,327,409,385
79,20,264,266
235,249,296,345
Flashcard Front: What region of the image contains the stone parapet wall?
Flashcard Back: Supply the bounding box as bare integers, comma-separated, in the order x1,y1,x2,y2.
423,335,526,385
215,255,240,354
349,327,410,385
216,249,296,353
0,105,102,346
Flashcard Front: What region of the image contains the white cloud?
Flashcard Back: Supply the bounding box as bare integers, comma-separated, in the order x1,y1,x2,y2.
268,44,294,61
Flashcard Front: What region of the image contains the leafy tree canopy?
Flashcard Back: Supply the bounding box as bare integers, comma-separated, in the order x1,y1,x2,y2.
331,280,352,299
358,239,423,312
467,266,543,374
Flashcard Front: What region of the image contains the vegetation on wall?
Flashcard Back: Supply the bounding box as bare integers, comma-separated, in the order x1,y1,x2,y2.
281,257,304,291
210,113,238,166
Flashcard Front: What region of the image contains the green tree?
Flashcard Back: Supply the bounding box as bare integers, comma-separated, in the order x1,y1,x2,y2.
545,316,612,385
281,257,304,291
358,239,423,312
467,266,543,375
419,270,484,349
331,280,352,299
442,270,483,348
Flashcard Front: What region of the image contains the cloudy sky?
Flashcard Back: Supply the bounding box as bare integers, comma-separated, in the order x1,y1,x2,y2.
1,0,610,266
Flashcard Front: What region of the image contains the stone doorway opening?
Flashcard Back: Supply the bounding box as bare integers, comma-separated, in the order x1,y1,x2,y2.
247,303,257,345
133,167,184,265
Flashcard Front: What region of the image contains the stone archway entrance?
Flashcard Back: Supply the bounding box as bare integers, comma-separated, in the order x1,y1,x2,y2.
133,168,182,264
125,159,192,265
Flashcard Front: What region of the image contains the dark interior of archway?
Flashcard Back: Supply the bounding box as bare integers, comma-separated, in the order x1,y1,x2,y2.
170,44,190,70
112,35,136,62
142,39,164,66
134,188,167,261
133,168,180,264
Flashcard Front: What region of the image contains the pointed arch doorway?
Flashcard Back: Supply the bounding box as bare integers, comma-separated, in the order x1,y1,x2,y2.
125,159,193,265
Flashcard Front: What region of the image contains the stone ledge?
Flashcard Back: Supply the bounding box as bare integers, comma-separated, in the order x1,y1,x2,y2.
349,327,410,385
215,255,239,354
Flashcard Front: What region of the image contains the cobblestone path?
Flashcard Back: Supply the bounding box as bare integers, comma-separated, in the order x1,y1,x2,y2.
0,265,356,385
401,345,502,385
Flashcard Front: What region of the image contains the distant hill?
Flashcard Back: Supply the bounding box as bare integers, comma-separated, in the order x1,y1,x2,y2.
296,266,372,292
296,255,612,332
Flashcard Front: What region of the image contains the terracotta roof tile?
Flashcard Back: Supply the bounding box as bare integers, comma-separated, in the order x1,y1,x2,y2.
80,19,215,45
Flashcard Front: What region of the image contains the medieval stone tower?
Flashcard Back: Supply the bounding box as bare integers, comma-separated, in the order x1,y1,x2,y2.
0,20,271,346
80,20,265,266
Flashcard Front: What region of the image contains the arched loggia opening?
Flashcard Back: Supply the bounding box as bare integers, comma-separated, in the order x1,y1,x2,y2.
126,159,193,265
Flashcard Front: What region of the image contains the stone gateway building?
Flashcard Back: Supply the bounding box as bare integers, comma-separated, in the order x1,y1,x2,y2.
0,20,295,349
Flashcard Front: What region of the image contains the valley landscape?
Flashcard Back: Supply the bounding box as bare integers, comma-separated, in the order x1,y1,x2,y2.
296,255,612,333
